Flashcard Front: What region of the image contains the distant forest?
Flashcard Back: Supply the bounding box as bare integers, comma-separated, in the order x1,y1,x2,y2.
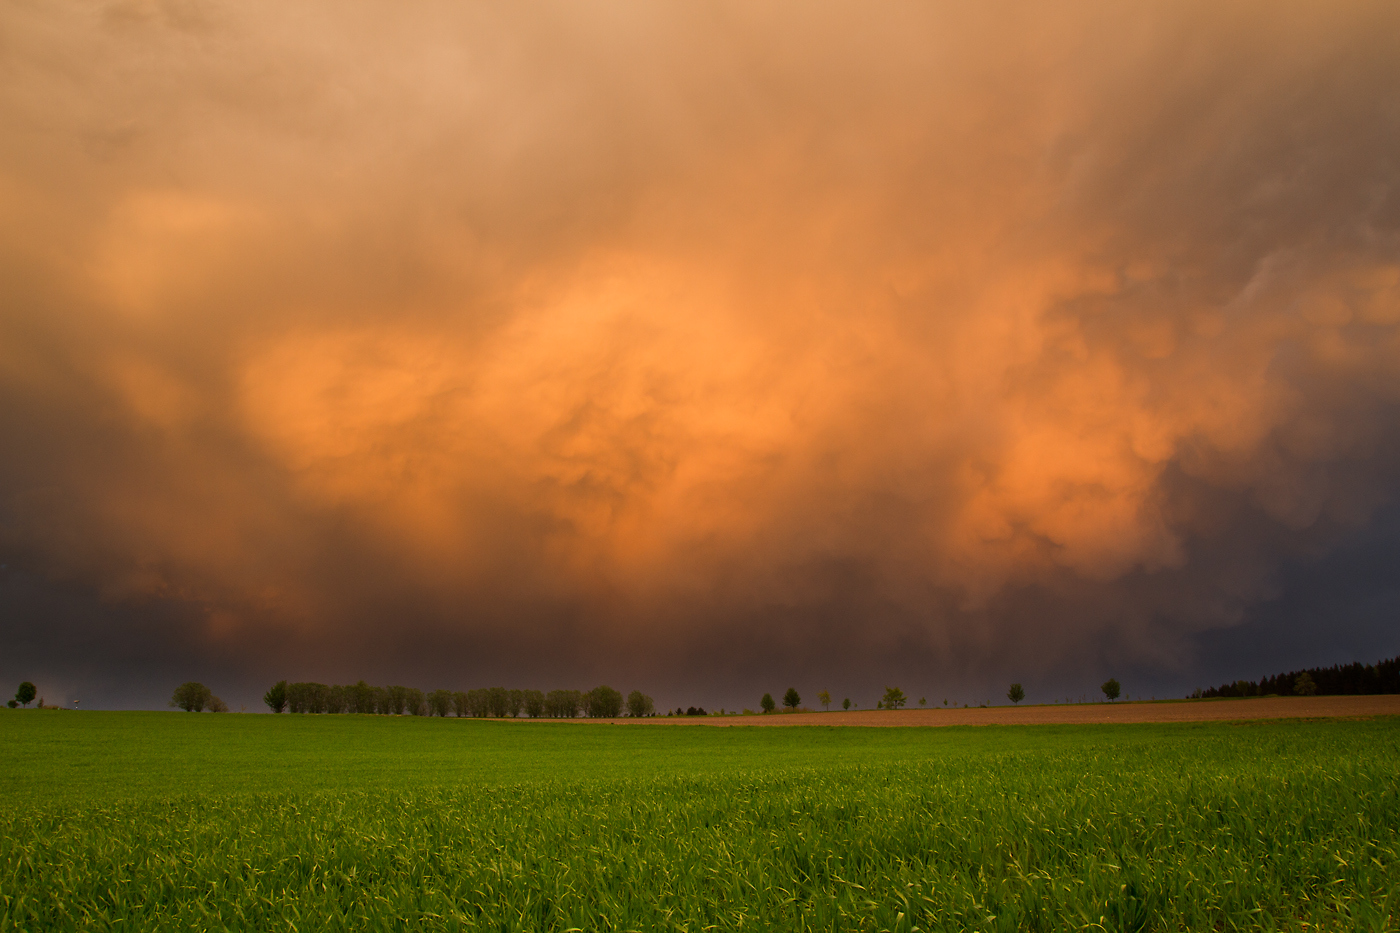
263,682,656,718
1192,655,1400,699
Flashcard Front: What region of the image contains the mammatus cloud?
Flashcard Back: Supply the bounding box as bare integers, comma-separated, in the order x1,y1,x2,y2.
2,0,1398,705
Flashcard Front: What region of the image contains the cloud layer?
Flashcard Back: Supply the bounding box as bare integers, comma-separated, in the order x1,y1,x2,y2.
3,0,1399,707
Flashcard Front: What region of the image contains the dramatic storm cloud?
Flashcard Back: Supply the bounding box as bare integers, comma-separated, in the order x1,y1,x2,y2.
3,0,1399,709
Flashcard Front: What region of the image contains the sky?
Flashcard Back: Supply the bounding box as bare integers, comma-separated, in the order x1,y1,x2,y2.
3,0,1399,712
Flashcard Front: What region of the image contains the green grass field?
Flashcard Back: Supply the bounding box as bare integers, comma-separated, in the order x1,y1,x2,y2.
2,710,1398,931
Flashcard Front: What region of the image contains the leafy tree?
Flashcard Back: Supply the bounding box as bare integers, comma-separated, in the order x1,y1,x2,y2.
842,697,851,710
429,689,453,717
487,687,510,718
1007,683,1025,704
882,686,906,709
264,680,288,713
626,690,655,718
5,700,14,708
14,682,36,708
817,690,831,711
760,693,775,713
1101,678,1121,701
1294,672,1317,696
207,695,229,713
919,697,927,707
783,687,801,711
467,688,491,717
452,691,469,717
522,689,545,718
287,682,331,714
586,685,624,718
405,687,427,715
508,689,525,718
386,685,409,715
170,682,212,712
351,681,376,714
325,685,348,714
546,689,582,718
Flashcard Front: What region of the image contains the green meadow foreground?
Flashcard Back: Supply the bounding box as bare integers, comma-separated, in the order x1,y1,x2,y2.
2,711,1397,931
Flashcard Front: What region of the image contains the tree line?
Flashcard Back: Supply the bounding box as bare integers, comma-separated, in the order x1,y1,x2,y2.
261,681,656,718
1190,655,1400,699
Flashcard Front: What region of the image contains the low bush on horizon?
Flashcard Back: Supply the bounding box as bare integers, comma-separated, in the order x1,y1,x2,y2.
1,714,1397,931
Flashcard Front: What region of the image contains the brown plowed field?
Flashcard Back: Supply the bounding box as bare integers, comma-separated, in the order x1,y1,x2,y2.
585,695,1400,727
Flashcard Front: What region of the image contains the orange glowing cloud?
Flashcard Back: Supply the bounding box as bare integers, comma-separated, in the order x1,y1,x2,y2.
2,0,1399,693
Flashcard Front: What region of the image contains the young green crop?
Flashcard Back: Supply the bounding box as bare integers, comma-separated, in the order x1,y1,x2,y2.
1,711,1397,931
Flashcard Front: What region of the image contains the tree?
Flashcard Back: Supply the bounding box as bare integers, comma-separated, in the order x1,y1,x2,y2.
266,680,291,708
842,697,851,710
882,686,907,709
760,693,775,713
452,691,470,717
783,687,801,711
522,689,545,718
6,700,14,708
429,689,453,717
627,690,655,718
546,689,582,718
817,690,831,711
405,688,427,716
325,685,348,714
15,682,36,708
1294,672,1317,696
386,685,409,715
207,695,229,713
351,681,376,714
1007,683,1025,704
487,687,510,718
586,685,624,718
919,697,927,707
1101,678,1121,702
170,682,212,712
